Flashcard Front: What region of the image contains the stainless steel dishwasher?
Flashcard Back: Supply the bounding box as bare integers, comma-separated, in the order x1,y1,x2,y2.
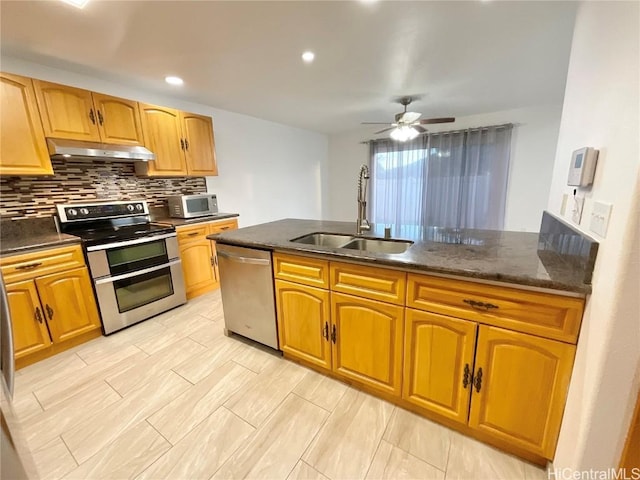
217,244,279,350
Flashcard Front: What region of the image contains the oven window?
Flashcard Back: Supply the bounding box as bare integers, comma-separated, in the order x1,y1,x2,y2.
113,267,174,313
107,240,169,275
186,197,210,213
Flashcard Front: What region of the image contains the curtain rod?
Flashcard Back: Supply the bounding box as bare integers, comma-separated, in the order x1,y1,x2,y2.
358,122,515,144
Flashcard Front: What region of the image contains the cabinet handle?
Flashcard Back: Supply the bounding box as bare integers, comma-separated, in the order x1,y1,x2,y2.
220,226,230,230
45,304,54,321
184,139,189,150
15,262,42,271
322,322,329,341
97,110,104,125
331,325,337,344
180,139,185,150
34,307,43,324
474,367,483,393
187,232,199,237
462,363,471,388
463,299,499,311
89,109,96,125
214,255,218,267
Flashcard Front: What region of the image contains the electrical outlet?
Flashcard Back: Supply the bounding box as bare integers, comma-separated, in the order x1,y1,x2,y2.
589,201,613,237
572,195,585,224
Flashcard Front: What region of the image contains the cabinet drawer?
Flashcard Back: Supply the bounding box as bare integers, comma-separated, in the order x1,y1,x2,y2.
330,262,406,305
208,219,238,234
407,274,584,343
273,253,329,289
177,224,210,242
0,244,85,283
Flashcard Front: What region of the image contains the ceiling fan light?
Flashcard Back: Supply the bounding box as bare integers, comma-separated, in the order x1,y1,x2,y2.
390,126,419,142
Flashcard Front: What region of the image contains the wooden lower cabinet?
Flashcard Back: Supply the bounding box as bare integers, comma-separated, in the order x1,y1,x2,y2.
331,292,404,396
180,239,216,299
403,308,477,424
6,280,52,359
34,267,101,343
275,280,331,370
468,325,576,459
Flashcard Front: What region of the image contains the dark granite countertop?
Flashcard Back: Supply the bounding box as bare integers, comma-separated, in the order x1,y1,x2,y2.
0,218,81,256
152,212,239,227
208,218,592,295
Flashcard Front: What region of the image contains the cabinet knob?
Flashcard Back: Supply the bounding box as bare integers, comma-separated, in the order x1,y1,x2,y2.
462,363,471,388
322,322,329,341
331,325,337,344
97,110,104,125
89,109,96,125
45,304,54,321
180,139,185,150
474,367,483,393
35,307,43,324
184,139,189,150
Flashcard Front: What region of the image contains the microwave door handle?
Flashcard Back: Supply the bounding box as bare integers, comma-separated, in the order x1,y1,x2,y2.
217,251,271,266
86,232,177,252
94,259,182,285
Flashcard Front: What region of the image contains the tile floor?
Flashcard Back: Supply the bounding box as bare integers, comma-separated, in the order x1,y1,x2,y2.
12,290,550,480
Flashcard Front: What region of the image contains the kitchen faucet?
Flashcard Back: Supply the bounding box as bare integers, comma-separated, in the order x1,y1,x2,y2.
356,164,371,235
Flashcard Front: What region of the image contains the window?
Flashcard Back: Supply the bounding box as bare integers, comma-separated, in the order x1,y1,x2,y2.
370,124,512,234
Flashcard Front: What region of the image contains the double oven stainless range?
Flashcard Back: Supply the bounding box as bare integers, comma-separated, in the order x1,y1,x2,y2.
57,200,186,335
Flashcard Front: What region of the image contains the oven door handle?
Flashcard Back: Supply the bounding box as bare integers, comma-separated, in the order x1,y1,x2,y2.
217,251,271,266
94,259,181,285
86,232,177,252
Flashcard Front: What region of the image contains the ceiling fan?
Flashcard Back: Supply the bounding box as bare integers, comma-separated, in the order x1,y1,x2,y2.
362,97,455,141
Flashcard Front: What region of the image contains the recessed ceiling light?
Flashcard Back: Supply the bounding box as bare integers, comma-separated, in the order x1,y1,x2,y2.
61,0,90,8
165,76,184,86
301,51,315,63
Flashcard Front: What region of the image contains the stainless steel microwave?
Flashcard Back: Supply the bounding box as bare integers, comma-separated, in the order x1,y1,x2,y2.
167,194,218,219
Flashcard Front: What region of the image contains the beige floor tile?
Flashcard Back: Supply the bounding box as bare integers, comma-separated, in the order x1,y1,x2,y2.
523,462,549,479
33,350,148,410
188,321,226,347
105,318,168,346
224,360,308,427
11,391,43,422
22,379,121,451
383,407,452,470
148,361,256,444
63,421,170,480
62,370,191,464
30,436,77,480
74,337,145,365
213,394,328,480
445,432,525,480
134,329,188,355
230,338,282,373
16,352,87,395
172,336,243,384
287,460,330,480
293,369,348,412
138,407,254,480
303,388,395,480
106,337,206,395
366,440,445,479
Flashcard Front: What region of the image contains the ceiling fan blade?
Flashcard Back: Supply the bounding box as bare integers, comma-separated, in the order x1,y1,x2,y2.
419,117,456,124
361,122,392,125
414,125,427,133
374,127,396,134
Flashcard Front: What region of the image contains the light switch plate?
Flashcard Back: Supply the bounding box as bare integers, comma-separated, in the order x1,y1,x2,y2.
589,201,613,237
572,195,585,224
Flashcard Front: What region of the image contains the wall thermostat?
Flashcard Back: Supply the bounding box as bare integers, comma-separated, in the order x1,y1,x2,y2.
568,147,598,187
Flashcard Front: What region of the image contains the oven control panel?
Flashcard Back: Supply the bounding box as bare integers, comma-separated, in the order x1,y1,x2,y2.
57,201,149,222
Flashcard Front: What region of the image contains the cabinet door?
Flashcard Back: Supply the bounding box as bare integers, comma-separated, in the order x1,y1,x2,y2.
179,239,216,299
6,280,51,359
0,73,53,176
331,292,404,396
403,309,477,424
33,80,100,141
469,325,576,459
35,267,102,343
275,280,331,370
92,93,144,145
138,103,187,175
182,112,218,176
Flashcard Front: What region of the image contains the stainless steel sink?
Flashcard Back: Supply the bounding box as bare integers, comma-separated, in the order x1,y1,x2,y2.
341,238,413,254
290,232,355,248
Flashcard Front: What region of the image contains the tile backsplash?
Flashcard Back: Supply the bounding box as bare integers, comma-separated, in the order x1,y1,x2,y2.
0,158,207,219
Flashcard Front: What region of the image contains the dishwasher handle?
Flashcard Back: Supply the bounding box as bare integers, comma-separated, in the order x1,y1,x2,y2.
218,250,271,266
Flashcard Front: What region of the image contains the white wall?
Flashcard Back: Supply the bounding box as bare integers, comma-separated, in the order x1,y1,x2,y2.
325,104,562,232
548,1,640,470
0,57,329,227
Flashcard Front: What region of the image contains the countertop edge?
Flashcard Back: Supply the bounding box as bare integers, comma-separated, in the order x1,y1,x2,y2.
153,213,239,227
0,236,83,257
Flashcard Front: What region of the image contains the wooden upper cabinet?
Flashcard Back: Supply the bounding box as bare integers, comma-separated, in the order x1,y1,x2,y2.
403,309,477,424
6,280,51,359
33,80,101,141
137,103,187,176
0,72,53,176
92,93,144,145
468,325,576,459
182,112,218,176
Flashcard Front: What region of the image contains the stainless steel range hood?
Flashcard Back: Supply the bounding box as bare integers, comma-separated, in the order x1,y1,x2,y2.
47,138,155,162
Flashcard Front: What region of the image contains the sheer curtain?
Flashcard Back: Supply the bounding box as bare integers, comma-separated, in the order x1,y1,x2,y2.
370,124,512,232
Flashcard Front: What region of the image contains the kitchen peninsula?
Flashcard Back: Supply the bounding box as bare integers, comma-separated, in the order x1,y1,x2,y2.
209,214,596,465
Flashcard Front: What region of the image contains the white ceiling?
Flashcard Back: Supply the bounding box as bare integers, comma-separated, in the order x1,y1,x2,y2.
0,1,578,134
